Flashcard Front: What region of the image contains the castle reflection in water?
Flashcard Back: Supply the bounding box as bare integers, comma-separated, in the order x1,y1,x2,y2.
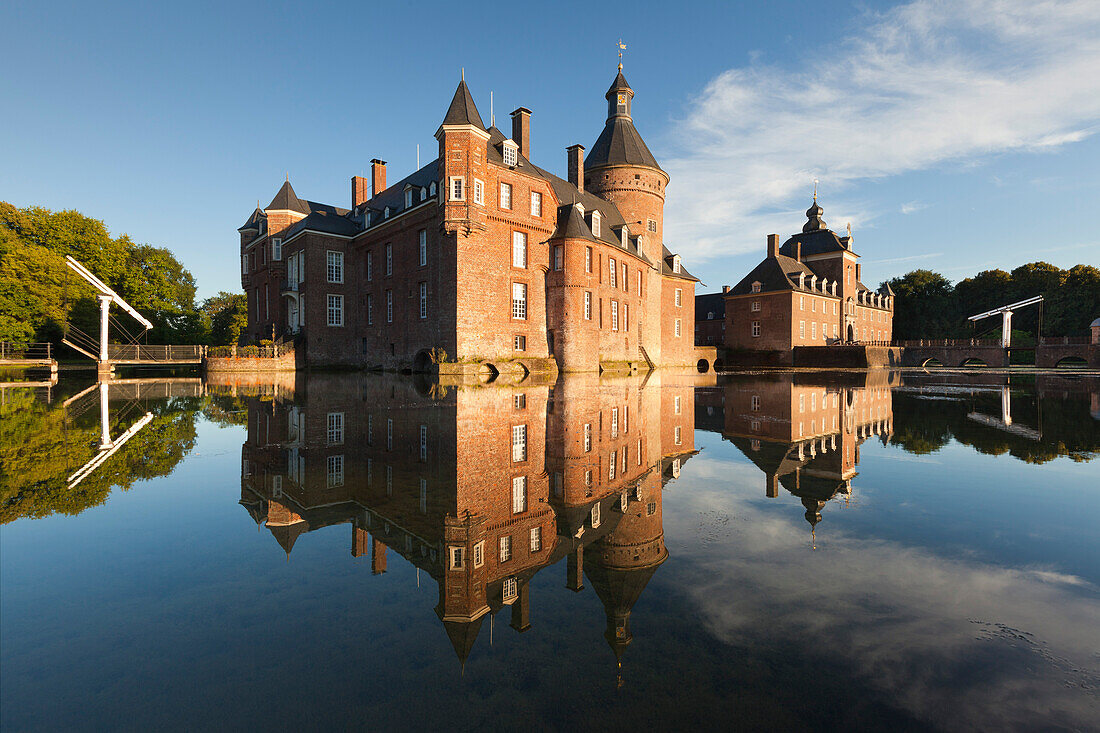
233,370,895,668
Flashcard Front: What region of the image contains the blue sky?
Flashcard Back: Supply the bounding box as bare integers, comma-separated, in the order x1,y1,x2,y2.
2,0,1097,299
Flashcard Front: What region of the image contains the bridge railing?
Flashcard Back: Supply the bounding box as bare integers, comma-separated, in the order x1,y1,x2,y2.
894,338,1001,347
1039,336,1090,345
207,342,294,359
0,342,53,360
107,344,204,361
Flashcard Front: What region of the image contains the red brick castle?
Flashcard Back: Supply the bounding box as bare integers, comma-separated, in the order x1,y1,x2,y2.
238,67,699,372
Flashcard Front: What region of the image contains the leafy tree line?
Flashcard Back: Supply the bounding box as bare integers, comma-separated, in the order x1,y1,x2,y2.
884,262,1100,341
0,202,246,347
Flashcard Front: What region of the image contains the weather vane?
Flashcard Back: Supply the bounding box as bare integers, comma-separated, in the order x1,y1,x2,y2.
813,178,819,202
617,39,627,71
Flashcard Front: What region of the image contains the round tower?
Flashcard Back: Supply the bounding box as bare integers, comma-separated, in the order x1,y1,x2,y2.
585,69,669,263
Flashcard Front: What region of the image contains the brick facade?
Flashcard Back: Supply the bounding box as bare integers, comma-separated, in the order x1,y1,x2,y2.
237,70,699,373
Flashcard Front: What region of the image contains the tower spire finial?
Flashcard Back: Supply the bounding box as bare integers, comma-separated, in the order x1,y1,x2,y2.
461,67,464,81
813,178,818,202
617,39,627,71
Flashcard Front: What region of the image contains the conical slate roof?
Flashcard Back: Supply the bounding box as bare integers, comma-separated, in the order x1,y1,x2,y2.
606,70,633,97
441,80,485,129
442,616,484,667
238,207,263,230
266,180,310,214
551,203,597,241
588,118,661,171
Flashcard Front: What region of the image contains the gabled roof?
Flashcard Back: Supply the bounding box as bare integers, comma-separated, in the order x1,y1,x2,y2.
588,117,661,171
441,79,485,129
266,180,310,215
727,254,817,296
695,291,726,321
661,245,699,282
238,207,263,231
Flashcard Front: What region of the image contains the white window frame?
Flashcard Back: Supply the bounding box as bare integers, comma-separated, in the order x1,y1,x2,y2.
512,424,527,462
405,188,413,209
473,178,484,205
584,291,592,320
366,251,372,281
751,281,761,293
473,541,484,568
583,423,591,452
529,526,542,552
611,300,619,332
609,258,616,287
327,454,344,488
271,238,282,261
327,294,344,327
591,210,601,237
512,476,527,514
499,535,512,562
675,318,682,337
385,243,392,276
585,247,592,273
327,412,344,445
500,182,512,210
419,282,428,319
512,282,527,320
386,289,393,323
502,141,518,167
418,229,427,266
327,251,344,284
752,320,761,337
449,176,465,201
553,245,563,271
751,300,760,312
530,190,542,217
675,288,682,307
366,294,373,325
512,231,527,268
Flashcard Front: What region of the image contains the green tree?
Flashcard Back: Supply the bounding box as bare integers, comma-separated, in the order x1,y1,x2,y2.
886,269,955,340
200,292,248,346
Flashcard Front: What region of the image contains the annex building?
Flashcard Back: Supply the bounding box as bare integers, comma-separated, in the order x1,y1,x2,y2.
238,67,699,373
720,199,894,359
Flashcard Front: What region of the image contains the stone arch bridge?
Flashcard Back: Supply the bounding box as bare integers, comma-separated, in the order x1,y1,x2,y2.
899,338,1099,368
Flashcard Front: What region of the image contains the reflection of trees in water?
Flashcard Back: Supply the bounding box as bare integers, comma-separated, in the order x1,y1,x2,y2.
0,391,199,523
890,391,1099,464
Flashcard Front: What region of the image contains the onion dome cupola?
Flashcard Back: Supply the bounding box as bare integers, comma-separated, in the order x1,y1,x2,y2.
803,196,827,233
587,70,662,173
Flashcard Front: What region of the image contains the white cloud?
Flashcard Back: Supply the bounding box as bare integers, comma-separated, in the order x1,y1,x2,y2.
900,200,927,214
661,0,1100,262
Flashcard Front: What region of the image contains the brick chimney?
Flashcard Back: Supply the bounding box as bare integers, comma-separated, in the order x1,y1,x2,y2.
567,144,585,193
795,241,802,262
722,285,731,294
371,535,387,575
371,159,387,197
767,234,779,258
511,107,531,160
351,176,369,209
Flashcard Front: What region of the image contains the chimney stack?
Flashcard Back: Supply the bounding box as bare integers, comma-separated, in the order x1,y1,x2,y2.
567,144,585,193
371,535,387,575
371,159,387,197
511,107,531,160
767,234,779,258
795,241,802,262
722,285,731,294
351,176,370,209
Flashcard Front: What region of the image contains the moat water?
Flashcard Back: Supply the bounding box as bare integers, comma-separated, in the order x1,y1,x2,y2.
1,370,1098,731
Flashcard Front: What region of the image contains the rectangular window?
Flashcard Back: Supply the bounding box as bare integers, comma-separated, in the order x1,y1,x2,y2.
512,231,527,268
449,176,464,201
800,296,805,311
621,264,627,292
812,321,817,339
473,541,484,568
833,301,838,315
387,418,393,450
512,476,527,514
503,576,518,603
419,282,428,319
553,245,563,271
420,425,428,460
637,271,642,296
833,323,838,338
385,243,392,276
583,423,592,452
366,252,373,281
591,502,601,528
514,393,526,409
473,179,484,205
530,526,542,552
386,290,393,323
366,294,373,325
420,478,427,512
674,395,681,414
624,303,629,331
611,407,619,438
512,282,527,319
241,254,248,275
751,300,760,312
675,319,682,337
327,251,344,284
530,191,542,217
503,144,517,167
799,320,806,338
609,453,616,481
327,412,344,445
514,334,526,351
812,298,817,312
751,395,761,411
499,535,512,562
512,424,527,462
675,426,682,445
800,394,805,413
585,247,592,273
609,259,616,287
675,288,682,307
450,547,465,570
584,291,592,320
327,294,344,327
327,455,344,488
418,229,427,266
271,238,282,261
500,182,512,210
591,211,601,237
611,300,619,331
647,219,657,233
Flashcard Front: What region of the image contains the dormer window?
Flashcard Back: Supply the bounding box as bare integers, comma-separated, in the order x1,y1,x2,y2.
259,219,266,235
798,272,806,288
707,312,714,320
672,255,681,274
591,211,601,237
810,275,817,289
420,186,427,201
502,140,518,167
621,225,629,247
751,281,762,293
404,188,413,209
429,181,438,197
384,206,391,218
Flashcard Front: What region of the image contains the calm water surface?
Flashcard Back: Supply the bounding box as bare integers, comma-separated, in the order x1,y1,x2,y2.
1,370,1098,731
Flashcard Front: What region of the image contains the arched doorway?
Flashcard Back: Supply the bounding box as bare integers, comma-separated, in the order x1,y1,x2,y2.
847,323,855,342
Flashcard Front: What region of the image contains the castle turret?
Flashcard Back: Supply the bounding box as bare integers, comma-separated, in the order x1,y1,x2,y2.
435,77,491,236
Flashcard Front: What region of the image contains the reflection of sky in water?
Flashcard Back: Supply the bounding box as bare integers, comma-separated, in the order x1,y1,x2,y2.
2,381,1099,731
